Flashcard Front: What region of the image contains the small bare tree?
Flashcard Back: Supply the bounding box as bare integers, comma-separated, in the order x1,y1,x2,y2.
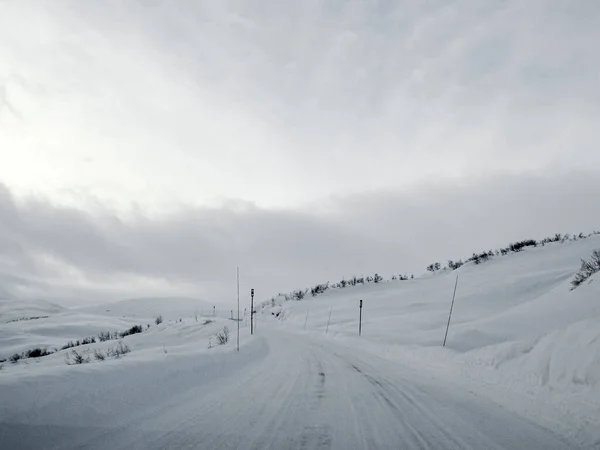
571,249,600,290
66,350,90,365
93,349,106,361
215,326,229,345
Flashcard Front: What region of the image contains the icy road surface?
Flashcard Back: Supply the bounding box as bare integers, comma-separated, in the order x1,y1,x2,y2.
0,330,578,450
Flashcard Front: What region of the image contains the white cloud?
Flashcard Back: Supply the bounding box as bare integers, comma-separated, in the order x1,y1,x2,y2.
0,1,599,303
1,0,599,211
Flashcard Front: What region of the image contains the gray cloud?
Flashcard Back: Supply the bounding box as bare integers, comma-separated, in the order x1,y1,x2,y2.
1,1,599,304
1,171,599,305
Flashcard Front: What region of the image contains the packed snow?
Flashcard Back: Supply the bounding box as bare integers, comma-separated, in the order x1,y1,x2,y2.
0,235,599,448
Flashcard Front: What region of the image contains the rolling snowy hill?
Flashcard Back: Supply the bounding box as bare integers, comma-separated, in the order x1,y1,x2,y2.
0,235,599,448
261,234,600,445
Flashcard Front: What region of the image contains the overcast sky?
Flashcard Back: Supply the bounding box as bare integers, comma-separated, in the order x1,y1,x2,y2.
1,1,599,306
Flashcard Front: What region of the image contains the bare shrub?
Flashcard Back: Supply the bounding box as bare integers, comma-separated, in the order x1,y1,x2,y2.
25,348,53,358
447,260,464,271
292,290,306,301
571,249,600,290
215,326,229,345
114,341,131,357
67,350,90,365
93,349,106,361
61,341,76,350
509,239,537,252
426,262,441,272
98,331,113,342
120,325,143,338
310,282,329,297
155,315,163,325
101,342,130,359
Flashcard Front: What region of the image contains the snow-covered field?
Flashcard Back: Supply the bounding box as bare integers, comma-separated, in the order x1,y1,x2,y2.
0,235,598,449
263,235,600,446
0,295,243,374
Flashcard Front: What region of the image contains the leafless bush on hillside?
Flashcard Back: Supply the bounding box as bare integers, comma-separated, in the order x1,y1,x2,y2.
119,325,143,338
65,350,90,365
310,282,329,297
571,249,600,290
426,262,441,272
215,326,229,345
447,260,464,271
107,342,131,359
292,289,307,300
25,348,52,358
98,331,113,342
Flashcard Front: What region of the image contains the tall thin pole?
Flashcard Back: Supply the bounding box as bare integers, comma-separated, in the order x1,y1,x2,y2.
304,309,309,329
237,267,240,352
443,275,459,347
250,289,254,335
326,307,332,334
359,300,363,336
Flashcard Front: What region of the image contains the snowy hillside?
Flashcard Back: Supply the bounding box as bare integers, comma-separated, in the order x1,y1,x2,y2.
1,297,66,323
0,296,237,363
0,235,599,448
261,234,600,444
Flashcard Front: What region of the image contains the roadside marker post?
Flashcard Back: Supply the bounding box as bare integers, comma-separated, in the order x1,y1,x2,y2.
251,289,255,335
443,276,459,347
359,300,363,336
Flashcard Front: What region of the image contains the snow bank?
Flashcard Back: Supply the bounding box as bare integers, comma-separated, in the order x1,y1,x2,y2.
263,235,600,445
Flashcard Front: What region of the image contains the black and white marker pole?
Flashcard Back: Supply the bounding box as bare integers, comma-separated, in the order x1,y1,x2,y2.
250,288,255,335
359,299,363,336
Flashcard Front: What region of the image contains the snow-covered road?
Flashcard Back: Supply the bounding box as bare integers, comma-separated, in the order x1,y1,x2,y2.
1,329,580,450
